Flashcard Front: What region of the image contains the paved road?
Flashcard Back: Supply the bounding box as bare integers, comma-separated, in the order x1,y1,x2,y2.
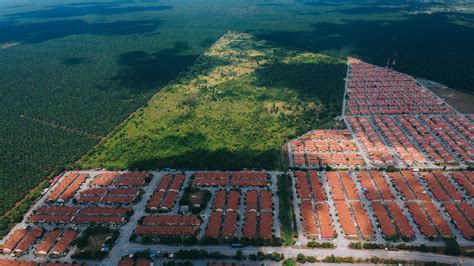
103,243,474,265
3,170,473,266
105,172,163,266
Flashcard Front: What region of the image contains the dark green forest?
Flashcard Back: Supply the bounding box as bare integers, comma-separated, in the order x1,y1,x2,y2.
0,0,473,235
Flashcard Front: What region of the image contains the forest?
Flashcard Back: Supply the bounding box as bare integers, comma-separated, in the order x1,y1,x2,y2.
0,0,473,236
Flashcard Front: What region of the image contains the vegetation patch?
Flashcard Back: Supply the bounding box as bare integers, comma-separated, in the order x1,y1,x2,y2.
78,32,346,171
72,226,119,260
179,186,212,214
278,174,297,245
173,249,284,262
348,240,473,257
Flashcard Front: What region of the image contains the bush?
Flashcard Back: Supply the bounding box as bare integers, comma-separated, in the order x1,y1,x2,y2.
296,253,306,263
71,250,107,260
142,235,153,244
199,237,219,245
179,186,212,214
305,256,317,263
235,250,244,260
307,241,334,249
362,242,385,249
283,259,296,266
444,239,461,256
249,254,257,261
270,251,284,261
182,236,198,246
348,242,362,249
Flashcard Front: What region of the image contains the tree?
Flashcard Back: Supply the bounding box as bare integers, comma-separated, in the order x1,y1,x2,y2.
296,253,306,263
142,235,153,244
444,239,461,256
249,254,257,261
305,256,317,263
270,251,283,261
283,258,296,266
235,250,244,260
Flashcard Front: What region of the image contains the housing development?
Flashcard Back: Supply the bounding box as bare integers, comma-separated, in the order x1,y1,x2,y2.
1,58,473,265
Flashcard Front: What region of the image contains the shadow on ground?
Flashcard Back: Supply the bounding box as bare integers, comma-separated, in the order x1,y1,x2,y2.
0,18,163,43
256,13,474,93
62,57,88,65
6,2,172,19
128,148,280,171
253,61,346,102
102,41,197,94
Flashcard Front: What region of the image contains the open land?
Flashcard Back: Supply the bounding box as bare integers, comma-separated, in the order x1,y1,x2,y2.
417,78,474,114
78,32,346,171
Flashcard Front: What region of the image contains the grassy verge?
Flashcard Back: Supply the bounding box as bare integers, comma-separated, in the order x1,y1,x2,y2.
277,174,296,245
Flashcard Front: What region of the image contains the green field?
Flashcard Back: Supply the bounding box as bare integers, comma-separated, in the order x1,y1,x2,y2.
278,174,297,246
78,32,346,170
1,0,474,235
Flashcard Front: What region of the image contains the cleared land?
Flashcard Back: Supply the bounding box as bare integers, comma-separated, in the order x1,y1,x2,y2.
78,32,346,170
429,87,474,114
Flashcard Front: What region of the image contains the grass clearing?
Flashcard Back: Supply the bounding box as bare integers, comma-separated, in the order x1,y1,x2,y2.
78,32,346,170
179,186,212,214
278,174,296,246
72,226,119,260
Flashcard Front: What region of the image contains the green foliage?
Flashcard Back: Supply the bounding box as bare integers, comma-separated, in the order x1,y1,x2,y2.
143,235,198,246
71,250,108,260
0,120,96,218
348,242,363,249
179,186,211,214
255,251,284,261
283,258,296,266
349,241,472,257
321,255,423,264
173,249,283,261
72,226,119,260
444,239,462,256
198,237,219,246
0,180,48,237
240,237,282,247
270,251,284,261
296,253,306,263
349,242,385,250
175,250,225,260
79,32,346,170
277,174,297,245
307,241,335,249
